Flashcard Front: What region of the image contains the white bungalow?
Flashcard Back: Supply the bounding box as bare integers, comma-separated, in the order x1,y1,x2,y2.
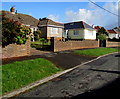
64,21,96,40
107,29,119,39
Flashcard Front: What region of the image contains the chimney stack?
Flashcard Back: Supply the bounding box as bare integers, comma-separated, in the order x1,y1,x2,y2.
10,7,15,14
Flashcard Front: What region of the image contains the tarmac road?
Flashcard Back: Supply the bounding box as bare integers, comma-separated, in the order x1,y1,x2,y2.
14,53,120,98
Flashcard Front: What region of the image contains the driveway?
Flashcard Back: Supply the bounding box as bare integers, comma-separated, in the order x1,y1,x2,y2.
2,50,95,70
42,51,95,69
14,53,120,98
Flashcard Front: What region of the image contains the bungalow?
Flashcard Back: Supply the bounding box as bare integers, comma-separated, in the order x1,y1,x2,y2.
38,18,64,40
94,26,109,34
3,7,39,42
64,21,96,40
107,29,119,39
94,26,120,39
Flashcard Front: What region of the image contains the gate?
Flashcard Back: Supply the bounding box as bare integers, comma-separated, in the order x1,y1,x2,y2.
99,40,106,47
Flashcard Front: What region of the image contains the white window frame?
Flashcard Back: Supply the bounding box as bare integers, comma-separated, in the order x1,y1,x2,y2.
51,27,58,34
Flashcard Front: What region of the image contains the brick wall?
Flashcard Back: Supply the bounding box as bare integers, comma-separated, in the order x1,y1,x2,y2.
106,41,120,47
51,38,99,52
2,39,31,59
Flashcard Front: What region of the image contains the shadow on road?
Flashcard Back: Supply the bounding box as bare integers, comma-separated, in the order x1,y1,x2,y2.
71,77,120,99
115,54,120,57
89,69,120,74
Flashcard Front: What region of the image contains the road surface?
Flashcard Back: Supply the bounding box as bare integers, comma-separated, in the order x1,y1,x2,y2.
14,53,120,98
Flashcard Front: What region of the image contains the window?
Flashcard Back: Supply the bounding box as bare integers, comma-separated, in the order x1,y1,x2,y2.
74,30,79,35
51,28,58,34
70,23,74,25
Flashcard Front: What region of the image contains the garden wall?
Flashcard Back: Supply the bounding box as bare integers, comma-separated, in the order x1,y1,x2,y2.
106,41,120,47
2,39,31,59
51,37,99,52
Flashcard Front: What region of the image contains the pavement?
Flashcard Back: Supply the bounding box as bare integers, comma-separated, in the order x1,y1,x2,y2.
13,53,120,98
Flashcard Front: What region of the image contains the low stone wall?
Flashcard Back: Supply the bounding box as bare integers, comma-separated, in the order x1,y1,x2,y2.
51,38,99,52
2,39,31,59
106,41,120,47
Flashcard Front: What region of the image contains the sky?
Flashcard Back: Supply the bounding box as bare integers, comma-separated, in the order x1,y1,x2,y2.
1,2,119,29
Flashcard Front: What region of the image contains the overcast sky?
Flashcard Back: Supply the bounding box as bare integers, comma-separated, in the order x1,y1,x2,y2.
2,2,119,29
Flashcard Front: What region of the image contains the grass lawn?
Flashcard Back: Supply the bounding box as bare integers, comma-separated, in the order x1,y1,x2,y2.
74,48,119,57
1,58,61,95
31,41,51,48
31,41,51,50
31,41,51,45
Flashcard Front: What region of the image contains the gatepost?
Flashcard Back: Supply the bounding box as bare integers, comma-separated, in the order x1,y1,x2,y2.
50,37,54,52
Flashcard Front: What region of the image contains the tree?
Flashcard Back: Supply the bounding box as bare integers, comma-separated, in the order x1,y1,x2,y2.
97,34,107,41
97,27,108,41
2,15,31,47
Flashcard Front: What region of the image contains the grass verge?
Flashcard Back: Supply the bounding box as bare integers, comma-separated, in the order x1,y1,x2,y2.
1,58,61,95
74,48,119,57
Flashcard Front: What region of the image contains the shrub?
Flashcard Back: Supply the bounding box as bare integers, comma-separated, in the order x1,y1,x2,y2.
33,30,42,41
2,14,31,47
97,27,108,41
97,34,107,41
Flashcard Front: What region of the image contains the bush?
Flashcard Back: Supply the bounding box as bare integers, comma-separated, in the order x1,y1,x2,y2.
97,34,107,41
2,14,31,47
33,30,42,41
38,38,47,43
31,38,50,49
97,27,108,41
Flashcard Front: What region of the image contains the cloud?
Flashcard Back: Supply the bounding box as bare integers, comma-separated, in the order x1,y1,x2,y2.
65,2,118,29
47,14,59,21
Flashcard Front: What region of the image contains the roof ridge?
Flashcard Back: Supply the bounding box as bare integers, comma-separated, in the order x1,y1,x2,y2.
82,21,86,29
64,21,83,24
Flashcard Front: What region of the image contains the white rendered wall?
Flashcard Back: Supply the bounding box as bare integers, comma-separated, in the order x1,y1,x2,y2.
109,34,119,39
47,27,63,38
84,29,96,40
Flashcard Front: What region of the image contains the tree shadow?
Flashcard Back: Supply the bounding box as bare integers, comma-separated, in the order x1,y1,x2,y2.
71,69,120,99
89,69,120,74
115,54,120,57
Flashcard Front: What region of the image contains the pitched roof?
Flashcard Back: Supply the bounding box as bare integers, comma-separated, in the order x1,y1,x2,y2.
114,29,120,34
94,26,102,31
1,10,39,27
64,21,95,30
107,29,117,34
38,18,64,27
94,26,109,33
